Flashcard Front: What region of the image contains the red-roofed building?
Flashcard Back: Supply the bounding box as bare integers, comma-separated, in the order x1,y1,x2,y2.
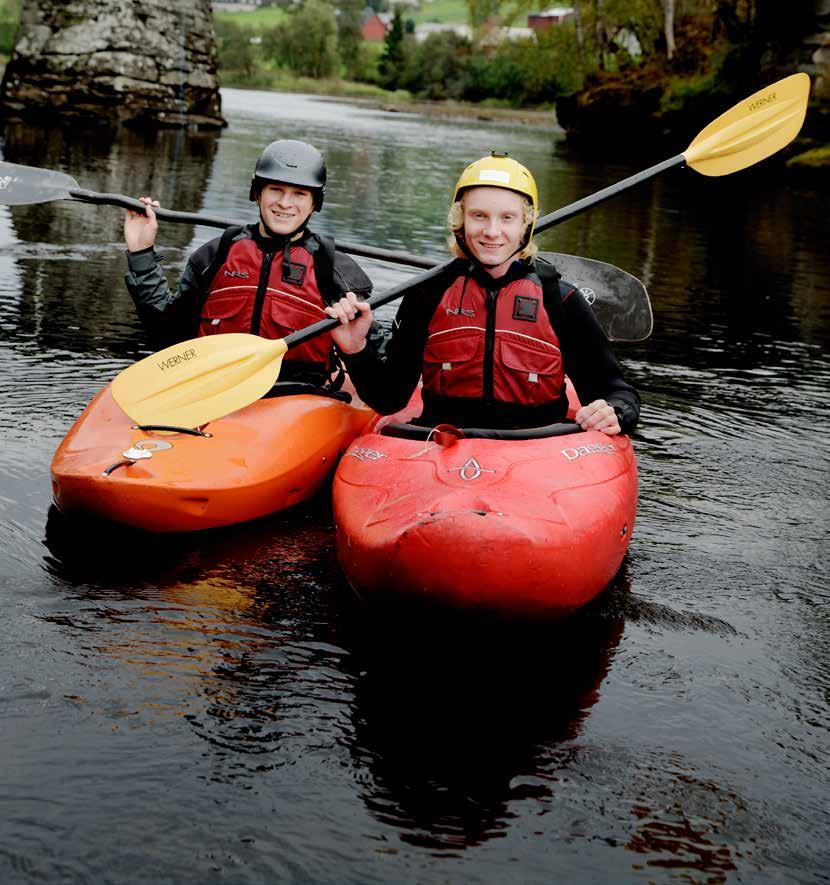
361,11,389,42
528,6,575,32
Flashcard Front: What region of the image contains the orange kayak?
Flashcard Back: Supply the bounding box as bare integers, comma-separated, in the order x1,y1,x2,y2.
51,381,378,532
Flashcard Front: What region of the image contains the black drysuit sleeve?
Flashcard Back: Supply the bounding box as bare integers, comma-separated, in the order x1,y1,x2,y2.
551,283,640,433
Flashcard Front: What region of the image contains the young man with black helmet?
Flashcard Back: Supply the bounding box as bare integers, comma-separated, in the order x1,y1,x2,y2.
123,139,372,386
325,152,640,434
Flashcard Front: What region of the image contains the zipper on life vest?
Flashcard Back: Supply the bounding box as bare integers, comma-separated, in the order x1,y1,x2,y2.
483,287,497,401
251,249,276,335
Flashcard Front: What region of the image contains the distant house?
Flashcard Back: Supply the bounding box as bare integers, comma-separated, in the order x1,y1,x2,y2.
414,22,472,43
527,6,576,32
361,9,390,42
480,25,534,46
414,20,534,45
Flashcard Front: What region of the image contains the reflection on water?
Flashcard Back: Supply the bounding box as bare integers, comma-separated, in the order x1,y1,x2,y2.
41,501,627,854
348,608,624,851
1,89,828,883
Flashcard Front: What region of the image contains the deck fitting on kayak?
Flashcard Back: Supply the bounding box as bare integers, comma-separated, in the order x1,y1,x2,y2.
130,424,212,438
102,459,136,477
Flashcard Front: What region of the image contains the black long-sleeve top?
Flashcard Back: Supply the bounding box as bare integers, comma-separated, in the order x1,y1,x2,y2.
341,257,640,433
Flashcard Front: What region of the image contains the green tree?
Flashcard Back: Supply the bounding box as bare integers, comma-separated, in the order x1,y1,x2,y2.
402,32,473,100
466,0,502,30
378,7,407,90
0,0,20,56
336,0,367,81
215,18,258,80
271,0,339,79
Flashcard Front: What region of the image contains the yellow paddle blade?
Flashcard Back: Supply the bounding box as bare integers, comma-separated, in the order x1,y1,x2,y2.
110,333,288,428
684,73,810,176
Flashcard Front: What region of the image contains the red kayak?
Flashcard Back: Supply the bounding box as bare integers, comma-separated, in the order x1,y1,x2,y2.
333,388,637,618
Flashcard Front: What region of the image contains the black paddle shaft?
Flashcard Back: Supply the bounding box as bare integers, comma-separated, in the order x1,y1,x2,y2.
69,188,249,230
284,156,683,348
534,155,685,231
284,260,450,349
69,188,437,269
12,151,682,276
71,153,686,274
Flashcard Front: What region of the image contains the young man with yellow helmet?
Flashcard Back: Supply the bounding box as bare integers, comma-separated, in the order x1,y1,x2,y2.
326,152,640,434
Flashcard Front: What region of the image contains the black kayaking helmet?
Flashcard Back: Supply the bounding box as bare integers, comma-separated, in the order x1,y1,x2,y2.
249,139,327,210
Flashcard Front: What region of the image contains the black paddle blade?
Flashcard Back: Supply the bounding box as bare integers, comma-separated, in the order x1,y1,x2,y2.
540,252,653,342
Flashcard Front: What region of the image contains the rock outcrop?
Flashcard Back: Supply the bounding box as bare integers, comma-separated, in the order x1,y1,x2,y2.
0,0,225,128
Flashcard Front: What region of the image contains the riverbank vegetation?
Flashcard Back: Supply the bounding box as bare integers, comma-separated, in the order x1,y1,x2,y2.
215,0,581,108
214,1,825,152
0,0,823,163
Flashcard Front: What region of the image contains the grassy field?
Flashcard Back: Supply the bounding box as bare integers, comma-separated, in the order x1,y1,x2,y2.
214,6,287,30
219,67,397,99
409,0,468,25
215,2,468,29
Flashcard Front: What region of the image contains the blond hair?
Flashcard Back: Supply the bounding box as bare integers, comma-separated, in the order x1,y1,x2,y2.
446,193,538,260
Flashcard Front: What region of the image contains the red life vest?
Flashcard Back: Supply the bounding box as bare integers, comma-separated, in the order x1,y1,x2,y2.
198,237,333,365
421,269,565,406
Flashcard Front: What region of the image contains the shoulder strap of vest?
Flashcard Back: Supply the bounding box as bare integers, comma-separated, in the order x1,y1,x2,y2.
312,233,337,305
534,256,568,295
307,232,346,385
199,224,246,290
535,256,576,324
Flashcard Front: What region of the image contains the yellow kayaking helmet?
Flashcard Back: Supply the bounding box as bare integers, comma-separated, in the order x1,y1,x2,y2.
453,151,538,213
450,151,539,258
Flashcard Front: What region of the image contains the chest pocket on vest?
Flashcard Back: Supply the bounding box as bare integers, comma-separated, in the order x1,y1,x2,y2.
495,336,563,405
259,291,326,340
199,291,253,337
260,291,332,364
422,331,483,398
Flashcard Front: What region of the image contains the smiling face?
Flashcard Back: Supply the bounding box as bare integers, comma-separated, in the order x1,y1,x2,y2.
461,186,527,277
256,182,316,238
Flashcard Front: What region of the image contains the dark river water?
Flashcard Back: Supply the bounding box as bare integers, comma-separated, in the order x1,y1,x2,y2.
1,89,828,884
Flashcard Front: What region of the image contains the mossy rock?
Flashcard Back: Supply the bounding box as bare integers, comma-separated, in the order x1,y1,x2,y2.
786,145,830,169
784,144,830,183
555,63,746,157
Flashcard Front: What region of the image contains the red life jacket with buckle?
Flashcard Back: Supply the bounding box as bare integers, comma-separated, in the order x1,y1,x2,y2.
198,234,333,365
421,267,565,406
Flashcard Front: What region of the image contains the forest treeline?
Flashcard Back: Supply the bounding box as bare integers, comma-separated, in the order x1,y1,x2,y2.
215,0,819,111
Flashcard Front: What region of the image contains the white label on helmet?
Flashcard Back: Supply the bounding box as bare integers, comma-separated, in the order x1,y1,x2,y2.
478,170,511,184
